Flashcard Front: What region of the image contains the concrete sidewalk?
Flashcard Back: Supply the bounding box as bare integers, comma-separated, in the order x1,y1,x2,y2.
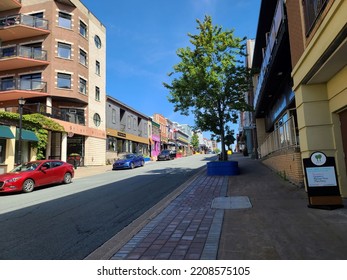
84,153,347,260
219,154,347,259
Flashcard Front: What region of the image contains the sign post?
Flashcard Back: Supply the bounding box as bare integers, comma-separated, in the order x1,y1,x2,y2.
303,151,344,210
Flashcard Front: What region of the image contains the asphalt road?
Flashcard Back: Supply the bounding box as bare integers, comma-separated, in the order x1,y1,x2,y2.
0,154,215,260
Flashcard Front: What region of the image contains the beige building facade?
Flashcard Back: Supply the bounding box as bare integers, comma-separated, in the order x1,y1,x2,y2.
287,0,347,196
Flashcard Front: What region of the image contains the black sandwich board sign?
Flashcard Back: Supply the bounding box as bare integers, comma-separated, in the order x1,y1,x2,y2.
303,151,344,210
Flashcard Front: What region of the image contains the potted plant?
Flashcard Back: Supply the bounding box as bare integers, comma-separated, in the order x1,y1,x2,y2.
68,153,80,169
143,153,151,162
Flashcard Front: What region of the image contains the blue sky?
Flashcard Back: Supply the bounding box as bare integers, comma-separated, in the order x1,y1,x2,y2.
81,0,260,134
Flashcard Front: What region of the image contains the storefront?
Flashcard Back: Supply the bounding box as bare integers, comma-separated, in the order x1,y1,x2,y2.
0,125,38,173
67,135,85,167
106,128,149,162
0,125,15,174
151,121,160,160
175,130,189,156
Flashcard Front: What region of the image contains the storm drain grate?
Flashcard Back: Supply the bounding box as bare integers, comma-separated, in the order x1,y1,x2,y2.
211,196,252,209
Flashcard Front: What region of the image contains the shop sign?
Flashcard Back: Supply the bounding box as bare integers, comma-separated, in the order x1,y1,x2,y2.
303,151,343,209
117,132,126,138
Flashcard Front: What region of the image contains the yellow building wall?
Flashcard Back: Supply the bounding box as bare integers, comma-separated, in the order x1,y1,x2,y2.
292,1,347,197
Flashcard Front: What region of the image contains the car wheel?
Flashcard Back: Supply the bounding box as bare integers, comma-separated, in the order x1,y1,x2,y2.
22,179,35,193
130,162,135,169
63,172,72,184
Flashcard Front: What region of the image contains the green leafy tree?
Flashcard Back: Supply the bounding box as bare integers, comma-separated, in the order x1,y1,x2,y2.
164,16,252,160
190,132,200,152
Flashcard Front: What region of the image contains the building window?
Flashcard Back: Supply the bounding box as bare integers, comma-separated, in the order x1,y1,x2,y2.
95,86,100,101
0,76,15,90
127,116,131,129
93,113,101,127
94,35,102,48
58,42,71,59
96,60,100,75
79,78,87,94
20,73,42,90
0,138,7,164
57,73,71,89
79,20,87,38
58,12,72,29
303,0,329,35
79,49,87,66
107,136,117,152
112,109,116,124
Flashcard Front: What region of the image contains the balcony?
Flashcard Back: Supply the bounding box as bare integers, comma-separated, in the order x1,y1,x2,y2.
3,103,86,126
0,14,49,41
0,78,48,102
0,0,21,12
0,45,49,71
258,116,299,158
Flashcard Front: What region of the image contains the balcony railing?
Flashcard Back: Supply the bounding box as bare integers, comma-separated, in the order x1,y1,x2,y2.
258,116,299,158
0,45,47,61
0,14,48,30
0,78,47,92
3,103,86,126
253,0,285,110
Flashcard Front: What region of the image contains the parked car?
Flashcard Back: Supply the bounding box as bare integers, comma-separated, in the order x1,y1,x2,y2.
157,149,176,161
112,153,145,170
0,160,74,193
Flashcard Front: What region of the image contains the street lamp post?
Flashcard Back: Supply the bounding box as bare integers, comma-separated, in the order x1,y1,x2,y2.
17,97,26,165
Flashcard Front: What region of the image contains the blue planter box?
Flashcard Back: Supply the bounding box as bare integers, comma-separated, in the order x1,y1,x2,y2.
144,157,151,162
207,161,240,176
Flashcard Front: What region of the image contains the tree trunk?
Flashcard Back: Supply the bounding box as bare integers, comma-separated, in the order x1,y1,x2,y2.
220,125,227,161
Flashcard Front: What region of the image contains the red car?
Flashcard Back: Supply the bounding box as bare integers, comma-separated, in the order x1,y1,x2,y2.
0,160,74,193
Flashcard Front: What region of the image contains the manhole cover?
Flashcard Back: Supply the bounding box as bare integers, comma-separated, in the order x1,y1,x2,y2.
211,196,252,209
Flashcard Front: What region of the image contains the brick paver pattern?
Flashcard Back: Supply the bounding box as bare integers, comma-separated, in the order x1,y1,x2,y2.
111,175,227,260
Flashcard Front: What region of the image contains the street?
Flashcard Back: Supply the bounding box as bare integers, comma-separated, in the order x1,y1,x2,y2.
0,154,215,260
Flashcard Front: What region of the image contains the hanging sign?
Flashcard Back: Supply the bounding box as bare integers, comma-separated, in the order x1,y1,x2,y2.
303,151,343,209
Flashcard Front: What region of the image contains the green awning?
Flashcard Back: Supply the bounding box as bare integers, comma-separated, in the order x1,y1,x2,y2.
16,129,39,142
0,125,15,139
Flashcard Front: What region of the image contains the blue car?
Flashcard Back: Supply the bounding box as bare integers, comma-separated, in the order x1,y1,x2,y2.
112,153,145,170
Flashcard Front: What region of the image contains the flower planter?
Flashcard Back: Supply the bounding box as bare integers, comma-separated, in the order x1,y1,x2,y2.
144,157,151,162
207,161,239,176
176,153,183,158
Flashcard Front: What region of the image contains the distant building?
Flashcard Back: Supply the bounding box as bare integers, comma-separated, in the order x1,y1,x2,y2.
153,113,168,149
106,96,149,162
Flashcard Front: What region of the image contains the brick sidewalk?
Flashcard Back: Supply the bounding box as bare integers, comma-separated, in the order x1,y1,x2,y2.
111,174,228,260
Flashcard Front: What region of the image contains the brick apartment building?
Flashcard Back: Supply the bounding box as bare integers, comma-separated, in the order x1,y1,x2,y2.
0,0,106,171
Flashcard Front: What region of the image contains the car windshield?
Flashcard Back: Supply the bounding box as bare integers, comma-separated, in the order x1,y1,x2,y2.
10,162,40,172
120,154,134,160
